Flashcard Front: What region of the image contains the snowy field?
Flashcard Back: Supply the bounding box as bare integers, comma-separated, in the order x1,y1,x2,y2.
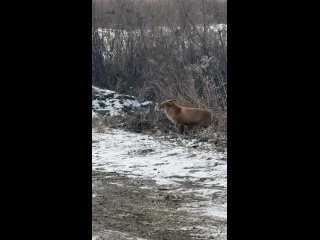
92,127,227,222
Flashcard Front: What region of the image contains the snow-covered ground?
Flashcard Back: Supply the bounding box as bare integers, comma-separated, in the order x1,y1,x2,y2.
92,86,153,117
92,128,227,221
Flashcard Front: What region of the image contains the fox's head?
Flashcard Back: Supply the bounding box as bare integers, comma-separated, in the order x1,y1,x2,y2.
159,99,176,110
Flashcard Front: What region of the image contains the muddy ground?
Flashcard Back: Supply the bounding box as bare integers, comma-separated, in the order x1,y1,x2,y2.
92,171,226,240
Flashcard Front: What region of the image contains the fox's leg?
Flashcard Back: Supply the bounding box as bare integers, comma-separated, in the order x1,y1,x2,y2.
179,124,185,134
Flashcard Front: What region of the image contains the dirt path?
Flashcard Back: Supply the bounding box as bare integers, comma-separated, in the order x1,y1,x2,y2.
92,171,226,240
92,128,227,240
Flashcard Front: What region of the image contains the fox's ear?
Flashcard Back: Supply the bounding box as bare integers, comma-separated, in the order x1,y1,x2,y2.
169,99,176,102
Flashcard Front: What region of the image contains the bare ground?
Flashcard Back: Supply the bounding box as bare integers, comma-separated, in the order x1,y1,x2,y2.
92,171,226,240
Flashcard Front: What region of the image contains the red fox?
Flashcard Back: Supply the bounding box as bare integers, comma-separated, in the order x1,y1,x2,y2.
159,100,213,133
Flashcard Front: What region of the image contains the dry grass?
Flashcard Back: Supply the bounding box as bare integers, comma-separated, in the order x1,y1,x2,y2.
92,117,106,133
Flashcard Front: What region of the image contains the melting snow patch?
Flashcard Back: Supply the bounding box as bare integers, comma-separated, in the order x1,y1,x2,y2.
92,86,153,117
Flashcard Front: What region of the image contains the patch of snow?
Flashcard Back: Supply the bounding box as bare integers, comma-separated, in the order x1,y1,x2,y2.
140,101,153,106
92,111,98,119
92,86,116,95
92,86,153,117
